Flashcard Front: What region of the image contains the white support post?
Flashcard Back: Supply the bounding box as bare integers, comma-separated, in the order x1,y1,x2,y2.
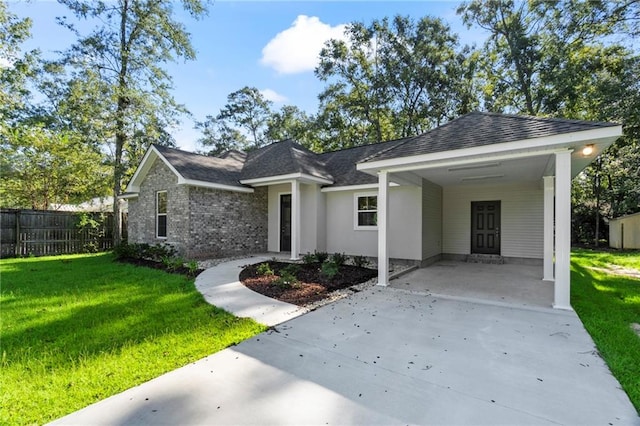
291,180,301,260
377,170,389,286
543,176,555,281
554,151,572,310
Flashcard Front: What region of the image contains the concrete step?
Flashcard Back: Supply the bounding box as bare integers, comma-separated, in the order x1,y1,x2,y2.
466,254,505,264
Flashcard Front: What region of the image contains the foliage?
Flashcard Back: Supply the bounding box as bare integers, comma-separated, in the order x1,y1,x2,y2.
256,262,274,276
321,261,339,279
112,242,176,262
276,264,300,287
571,249,640,413
76,212,108,253
315,15,476,148
314,251,329,264
186,260,199,276
302,252,317,264
0,253,265,425
351,255,370,268
0,125,110,209
330,252,348,267
55,0,209,244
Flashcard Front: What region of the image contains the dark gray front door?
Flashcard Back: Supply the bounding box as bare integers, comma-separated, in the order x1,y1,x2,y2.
280,194,291,252
471,201,501,255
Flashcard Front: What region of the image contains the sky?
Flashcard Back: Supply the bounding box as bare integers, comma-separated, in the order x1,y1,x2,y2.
8,0,485,152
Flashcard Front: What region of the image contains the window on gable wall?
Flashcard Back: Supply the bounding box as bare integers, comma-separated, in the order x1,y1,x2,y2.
157,191,167,238
355,193,377,229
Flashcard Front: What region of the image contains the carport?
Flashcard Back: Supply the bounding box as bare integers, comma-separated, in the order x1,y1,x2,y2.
356,113,623,309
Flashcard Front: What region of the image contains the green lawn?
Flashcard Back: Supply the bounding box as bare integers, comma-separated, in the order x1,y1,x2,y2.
571,249,640,414
0,253,266,425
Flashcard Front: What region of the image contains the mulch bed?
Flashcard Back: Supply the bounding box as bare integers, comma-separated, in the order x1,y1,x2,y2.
239,261,377,306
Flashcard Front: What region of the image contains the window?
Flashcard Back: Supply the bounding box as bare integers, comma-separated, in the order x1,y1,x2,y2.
156,191,167,238
355,194,377,229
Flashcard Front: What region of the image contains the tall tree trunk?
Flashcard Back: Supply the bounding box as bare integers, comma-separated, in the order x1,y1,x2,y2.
113,0,130,245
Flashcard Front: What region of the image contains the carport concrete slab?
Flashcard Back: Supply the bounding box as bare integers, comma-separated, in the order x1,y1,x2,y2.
51,287,638,425
393,261,554,309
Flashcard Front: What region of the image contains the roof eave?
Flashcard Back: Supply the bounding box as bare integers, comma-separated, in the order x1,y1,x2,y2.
240,173,334,187
357,125,622,174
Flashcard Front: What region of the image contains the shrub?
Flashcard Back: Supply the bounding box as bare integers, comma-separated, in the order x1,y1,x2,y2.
276,264,300,287
331,252,348,267
352,255,370,268
302,252,316,264
256,263,274,276
314,251,329,263
321,261,339,279
113,243,138,260
186,260,199,276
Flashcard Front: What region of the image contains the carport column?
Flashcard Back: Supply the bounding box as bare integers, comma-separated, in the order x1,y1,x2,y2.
291,180,301,260
377,170,389,286
554,151,572,310
543,176,555,281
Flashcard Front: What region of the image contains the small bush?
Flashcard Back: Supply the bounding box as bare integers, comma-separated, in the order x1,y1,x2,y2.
331,252,348,267
302,252,316,264
314,251,329,263
276,264,300,287
256,263,274,276
113,243,138,260
321,261,339,279
186,260,199,276
352,255,370,268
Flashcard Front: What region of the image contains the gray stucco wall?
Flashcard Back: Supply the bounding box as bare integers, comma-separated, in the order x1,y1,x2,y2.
127,157,267,259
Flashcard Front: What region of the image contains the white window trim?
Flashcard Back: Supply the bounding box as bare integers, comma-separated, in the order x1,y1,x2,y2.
156,190,168,239
354,192,378,231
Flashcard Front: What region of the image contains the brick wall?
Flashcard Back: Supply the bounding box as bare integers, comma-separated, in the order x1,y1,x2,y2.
187,186,268,258
128,157,268,259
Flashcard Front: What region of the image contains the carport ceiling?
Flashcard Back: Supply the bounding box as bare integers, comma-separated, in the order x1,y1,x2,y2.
409,155,552,187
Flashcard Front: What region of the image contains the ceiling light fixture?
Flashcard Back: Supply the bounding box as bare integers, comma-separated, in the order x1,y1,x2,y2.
448,162,501,172
461,174,505,182
582,144,595,156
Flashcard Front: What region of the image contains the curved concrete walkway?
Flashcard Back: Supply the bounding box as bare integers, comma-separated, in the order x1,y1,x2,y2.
194,254,308,326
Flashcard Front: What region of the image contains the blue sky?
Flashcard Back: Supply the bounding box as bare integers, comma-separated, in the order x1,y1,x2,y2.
9,1,484,151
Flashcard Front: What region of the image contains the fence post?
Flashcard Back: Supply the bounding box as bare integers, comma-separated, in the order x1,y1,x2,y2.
14,210,20,257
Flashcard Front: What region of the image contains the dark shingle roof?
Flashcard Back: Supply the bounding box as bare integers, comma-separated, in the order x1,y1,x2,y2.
153,144,245,188
241,139,332,181
363,112,618,163
147,112,618,190
318,139,407,186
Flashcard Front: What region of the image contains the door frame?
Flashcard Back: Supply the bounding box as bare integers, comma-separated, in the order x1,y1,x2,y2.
278,192,292,252
470,200,501,255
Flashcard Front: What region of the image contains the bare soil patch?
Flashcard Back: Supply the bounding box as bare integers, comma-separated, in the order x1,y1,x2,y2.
239,261,377,306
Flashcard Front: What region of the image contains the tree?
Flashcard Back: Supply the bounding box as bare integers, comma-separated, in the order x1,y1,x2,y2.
0,1,39,123
57,0,209,243
315,15,476,148
0,125,110,209
459,0,640,244
265,105,318,150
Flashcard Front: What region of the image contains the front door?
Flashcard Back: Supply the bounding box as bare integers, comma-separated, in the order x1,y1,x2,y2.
280,194,292,252
471,201,501,255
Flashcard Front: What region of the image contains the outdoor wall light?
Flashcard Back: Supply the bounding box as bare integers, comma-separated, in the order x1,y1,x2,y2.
582,144,595,156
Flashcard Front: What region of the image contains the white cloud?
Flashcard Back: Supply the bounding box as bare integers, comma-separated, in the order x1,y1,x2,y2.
260,15,347,74
260,88,288,103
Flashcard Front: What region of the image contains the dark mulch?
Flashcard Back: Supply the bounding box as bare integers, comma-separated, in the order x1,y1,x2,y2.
239,261,377,306
115,257,204,277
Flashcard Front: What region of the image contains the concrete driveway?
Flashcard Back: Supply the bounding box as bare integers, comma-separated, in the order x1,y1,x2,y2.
52,285,638,425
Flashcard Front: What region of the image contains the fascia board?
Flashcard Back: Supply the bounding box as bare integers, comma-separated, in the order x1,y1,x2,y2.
178,178,254,193
321,183,400,193
357,126,622,173
240,173,333,187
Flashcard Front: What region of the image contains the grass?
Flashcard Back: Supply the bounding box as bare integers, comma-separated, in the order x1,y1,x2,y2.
571,248,640,414
0,253,266,425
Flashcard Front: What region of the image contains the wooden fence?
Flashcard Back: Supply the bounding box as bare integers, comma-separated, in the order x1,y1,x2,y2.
0,209,126,258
